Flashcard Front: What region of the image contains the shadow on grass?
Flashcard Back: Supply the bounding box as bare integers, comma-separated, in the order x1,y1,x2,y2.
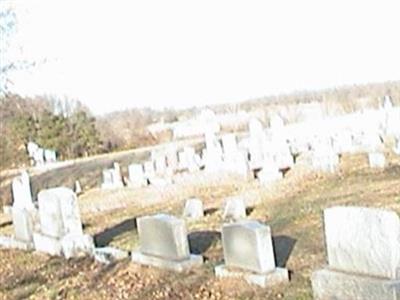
188,230,221,255
273,235,297,268
204,208,218,216
94,218,137,247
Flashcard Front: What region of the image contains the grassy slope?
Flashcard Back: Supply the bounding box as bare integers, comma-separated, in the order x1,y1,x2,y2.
0,152,399,300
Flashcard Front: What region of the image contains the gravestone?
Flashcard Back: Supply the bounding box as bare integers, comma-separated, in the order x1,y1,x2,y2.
166,146,179,171
94,247,129,264
257,157,282,185
74,180,82,195
12,171,34,210
215,220,289,287
44,149,57,163
221,134,238,158
131,214,203,271
248,119,265,169
222,197,246,221
368,152,386,168
128,164,147,188
12,207,35,245
144,161,156,179
311,150,339,173
33,148,45,166
33,187,93,258
311,206,400,300
395,138,400,155
101,163,124,189
182,198,204,220
155,155,167,175
101,170,114,189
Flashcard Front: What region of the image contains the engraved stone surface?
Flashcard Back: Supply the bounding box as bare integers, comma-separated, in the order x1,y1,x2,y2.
324,206,400,279
38,187,83,238
221,221,276,273
312,268,400,300
137,214,190,261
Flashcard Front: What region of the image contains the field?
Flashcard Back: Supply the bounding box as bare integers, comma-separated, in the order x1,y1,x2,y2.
0,149,399,300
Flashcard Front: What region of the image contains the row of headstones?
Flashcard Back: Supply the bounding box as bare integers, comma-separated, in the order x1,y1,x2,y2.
1,172,93,258
27,141,57,166
3,173,400,298
128,204,400,299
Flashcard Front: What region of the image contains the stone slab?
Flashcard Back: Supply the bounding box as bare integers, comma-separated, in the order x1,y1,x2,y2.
94,247,129,264
61,233,94,259
221,221,276,273
215,265,288,288
0,235,34,250
324,206,400,279
12,208,35,243
131,251,203,272
33,232,62,256
311,268,400,300
137,214,190,261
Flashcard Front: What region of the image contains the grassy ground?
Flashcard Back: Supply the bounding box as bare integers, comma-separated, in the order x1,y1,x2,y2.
0,151,399,300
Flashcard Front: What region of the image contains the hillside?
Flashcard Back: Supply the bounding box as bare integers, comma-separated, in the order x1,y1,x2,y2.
0,147,399,299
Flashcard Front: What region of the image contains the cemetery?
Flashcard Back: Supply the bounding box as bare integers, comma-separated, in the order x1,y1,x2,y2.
0,97,400,299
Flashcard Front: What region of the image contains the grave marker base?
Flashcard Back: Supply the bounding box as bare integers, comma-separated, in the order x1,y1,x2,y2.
131,251,203,272
215,265,289,288
312,268,400,300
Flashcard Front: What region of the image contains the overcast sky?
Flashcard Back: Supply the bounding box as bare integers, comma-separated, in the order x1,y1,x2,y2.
6,0,400,114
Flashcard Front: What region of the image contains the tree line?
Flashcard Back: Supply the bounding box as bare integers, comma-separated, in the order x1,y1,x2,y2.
0,94,102,171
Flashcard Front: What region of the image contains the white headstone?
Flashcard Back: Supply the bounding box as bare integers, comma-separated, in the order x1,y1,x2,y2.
183,198,204,219
12,171,34,210
137,214,190,260
223,197,246,221
222,220,276,273
324,206,400,279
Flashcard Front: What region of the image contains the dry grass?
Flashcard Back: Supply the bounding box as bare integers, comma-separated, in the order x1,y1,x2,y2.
0,151,399,300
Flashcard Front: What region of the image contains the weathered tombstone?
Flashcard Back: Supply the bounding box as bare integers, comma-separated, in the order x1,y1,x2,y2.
12,171,34,210
128,164,147,188
33,187,93,257
44,149,57,163
311,150,339,173
101,169,113,189
215,220,289,287
27,141,39,158
131,214,203,271
166,146,179,171
155,155,167,175
33,148,45,166
101,163,124,189
311,206,400,300
221,134,238,158
257,157,282,185
395,138,400,155
222,197,246,221
74,180,82,195
182,198,204,220
144,161,156,179
248,118,265,169
12,207,35,246
94,247,129,264
112,162,123,185
368,152,386,168
224,151,253,180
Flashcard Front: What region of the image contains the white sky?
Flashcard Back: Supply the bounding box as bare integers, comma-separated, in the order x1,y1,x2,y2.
6,0,400,115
